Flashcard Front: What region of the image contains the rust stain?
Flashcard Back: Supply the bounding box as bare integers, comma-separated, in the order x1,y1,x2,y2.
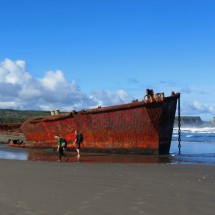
21,91,180,155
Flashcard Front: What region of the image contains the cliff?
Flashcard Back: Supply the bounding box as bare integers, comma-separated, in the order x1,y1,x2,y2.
174,116,214,127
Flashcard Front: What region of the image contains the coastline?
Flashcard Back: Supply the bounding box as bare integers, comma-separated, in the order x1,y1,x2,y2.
1,129,215,164
0,159,215,215
1,130,215,214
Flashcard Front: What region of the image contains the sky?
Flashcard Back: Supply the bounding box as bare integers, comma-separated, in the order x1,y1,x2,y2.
0,0,215,121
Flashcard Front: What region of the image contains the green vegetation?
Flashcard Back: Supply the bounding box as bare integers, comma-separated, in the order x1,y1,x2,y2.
0,109,51,123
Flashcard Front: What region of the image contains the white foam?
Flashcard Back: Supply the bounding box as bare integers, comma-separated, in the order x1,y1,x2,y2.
174,127,215,134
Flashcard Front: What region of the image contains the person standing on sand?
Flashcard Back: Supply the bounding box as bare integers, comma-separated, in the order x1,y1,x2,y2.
55,135,69,162
73,130,83,158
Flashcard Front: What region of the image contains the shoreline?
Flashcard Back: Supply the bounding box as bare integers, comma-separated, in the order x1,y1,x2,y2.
0,159,215,215
1,130,215,165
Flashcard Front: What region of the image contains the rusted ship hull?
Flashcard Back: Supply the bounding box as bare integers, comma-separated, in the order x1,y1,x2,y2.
21,91,180,155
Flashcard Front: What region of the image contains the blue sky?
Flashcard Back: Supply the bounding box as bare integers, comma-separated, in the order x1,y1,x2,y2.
0,0,215,121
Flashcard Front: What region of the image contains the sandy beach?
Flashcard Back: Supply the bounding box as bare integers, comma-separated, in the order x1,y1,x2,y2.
0,159,214,215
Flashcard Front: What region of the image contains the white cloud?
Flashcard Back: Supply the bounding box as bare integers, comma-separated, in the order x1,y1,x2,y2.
193,101,204,111
182,100,215,119
0,58,132,112
40,70,65,91
19,86,42,99
0,58,31,84
1,58,215,121
0,101,23,109
90,89,131,107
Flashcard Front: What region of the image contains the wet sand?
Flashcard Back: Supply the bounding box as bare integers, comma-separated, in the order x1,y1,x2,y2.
1,131,215,214
0,159,215,215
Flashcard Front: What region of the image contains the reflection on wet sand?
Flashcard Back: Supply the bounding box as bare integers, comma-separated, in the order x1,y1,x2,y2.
28,149,173,163
0,144,173,163
1,142,215,164
0,148,28,160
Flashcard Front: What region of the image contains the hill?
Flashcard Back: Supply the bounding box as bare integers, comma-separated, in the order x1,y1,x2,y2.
174,116,214,127
0,109,51,123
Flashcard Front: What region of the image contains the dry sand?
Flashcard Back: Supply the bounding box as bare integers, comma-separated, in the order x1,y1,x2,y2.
0,159,214,215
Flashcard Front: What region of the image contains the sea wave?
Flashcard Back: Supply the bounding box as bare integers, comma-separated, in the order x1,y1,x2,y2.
172,126,215,143
173,126,215,133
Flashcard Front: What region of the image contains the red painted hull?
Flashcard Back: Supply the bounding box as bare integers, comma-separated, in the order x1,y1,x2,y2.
21,91,180,155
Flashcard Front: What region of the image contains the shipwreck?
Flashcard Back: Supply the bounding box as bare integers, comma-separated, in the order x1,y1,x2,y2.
20,89,180,155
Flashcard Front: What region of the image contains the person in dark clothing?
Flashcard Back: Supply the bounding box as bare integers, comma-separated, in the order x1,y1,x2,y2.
55,135,69,162
73,130,83,158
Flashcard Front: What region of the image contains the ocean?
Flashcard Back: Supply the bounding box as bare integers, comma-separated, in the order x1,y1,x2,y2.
171,126,215,164
0,127,215,164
